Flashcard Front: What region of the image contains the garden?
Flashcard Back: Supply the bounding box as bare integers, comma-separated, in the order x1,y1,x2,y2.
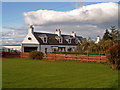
2,57,118,88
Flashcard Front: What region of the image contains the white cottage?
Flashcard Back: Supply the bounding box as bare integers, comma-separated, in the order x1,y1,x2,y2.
21,25,82,53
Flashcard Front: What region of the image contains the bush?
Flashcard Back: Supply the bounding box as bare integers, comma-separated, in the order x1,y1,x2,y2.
106,43,120,70
29,51,43,60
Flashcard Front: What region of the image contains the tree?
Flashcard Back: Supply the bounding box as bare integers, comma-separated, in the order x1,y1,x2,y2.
109,26,119,42
106,43,120,70
75,38,89,53
87,41,98,54
102,26,119,42
102,29,111,41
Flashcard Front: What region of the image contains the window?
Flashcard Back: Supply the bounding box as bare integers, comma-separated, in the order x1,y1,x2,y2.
28,37,32,40
68,39,71,44
59,38,61,43
59,38,62,43
43,37,47,43
68,48,72,52
53,48,56,52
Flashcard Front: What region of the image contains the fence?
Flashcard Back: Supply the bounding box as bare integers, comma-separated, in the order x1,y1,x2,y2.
2,52,20,58
2,52,29,58
2,52,107,63
20,53,29,58
43,54,107,63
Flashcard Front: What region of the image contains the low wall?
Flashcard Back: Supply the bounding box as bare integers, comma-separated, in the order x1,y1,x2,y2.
43,54,107,63
2,52,20,58
2,52,29,58
2,52,107,63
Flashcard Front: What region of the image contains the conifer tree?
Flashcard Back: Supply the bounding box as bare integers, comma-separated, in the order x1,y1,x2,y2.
102,29,111,41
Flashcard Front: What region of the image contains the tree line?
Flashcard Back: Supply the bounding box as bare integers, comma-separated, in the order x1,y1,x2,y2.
75,26,120,70
75,26,119,55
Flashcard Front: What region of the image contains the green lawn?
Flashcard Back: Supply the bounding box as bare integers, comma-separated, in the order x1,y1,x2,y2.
2,57,118,88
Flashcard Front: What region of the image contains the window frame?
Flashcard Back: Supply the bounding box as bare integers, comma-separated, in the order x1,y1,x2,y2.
43,36,47,43
68,38,71,44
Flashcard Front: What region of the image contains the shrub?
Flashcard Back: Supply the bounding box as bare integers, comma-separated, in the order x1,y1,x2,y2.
106,43,120,70
29,51,43,60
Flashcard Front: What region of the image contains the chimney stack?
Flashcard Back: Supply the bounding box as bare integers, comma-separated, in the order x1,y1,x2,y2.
28,25,34,34
71,31,76,38
55,29,61,36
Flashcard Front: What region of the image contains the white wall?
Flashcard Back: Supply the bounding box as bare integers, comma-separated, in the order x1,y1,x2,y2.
4,44,77,53
41,45,52,53
41,45,77,53
2,45,21,52
22,26,39,44
22,33,39,44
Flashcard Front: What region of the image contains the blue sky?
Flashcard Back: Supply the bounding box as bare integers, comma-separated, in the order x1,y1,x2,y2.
2,2,97,28
2,1,119,30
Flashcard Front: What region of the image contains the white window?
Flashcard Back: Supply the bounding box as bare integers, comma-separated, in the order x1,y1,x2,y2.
59,38,62,43
43,37,47,43
68,39,71,44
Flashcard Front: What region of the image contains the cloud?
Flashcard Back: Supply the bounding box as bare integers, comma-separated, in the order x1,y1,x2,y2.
2,29,27,45
24,2,118,26
3,26,28,31
23,2,118,39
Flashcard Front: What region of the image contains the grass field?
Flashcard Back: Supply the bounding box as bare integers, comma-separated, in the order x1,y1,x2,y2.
2,57,118,88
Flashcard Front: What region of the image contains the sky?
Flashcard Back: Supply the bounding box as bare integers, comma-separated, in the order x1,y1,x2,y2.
2,0,119,45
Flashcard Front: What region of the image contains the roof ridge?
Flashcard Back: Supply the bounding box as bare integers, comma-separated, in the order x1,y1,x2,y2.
34,32,73,36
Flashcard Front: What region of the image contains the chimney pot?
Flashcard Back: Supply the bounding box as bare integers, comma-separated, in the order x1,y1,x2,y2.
97,35,100,37
55,29,61,36
30,25,33,29
71,31,76,37
28,25,34,34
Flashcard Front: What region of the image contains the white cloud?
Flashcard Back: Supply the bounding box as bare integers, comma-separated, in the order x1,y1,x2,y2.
23,2,118,39
3,26,28,31
24,2,118,25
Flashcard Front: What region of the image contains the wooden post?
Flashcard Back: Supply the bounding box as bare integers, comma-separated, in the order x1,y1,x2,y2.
76,54,77,62
87,50,89,62
65,54,67,62
54,54,56,61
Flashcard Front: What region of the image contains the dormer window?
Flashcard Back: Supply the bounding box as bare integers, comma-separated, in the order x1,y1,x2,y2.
43,37,47,43
59,38,62,43
55,36,62,43
68,39,71,44
39,34,47,43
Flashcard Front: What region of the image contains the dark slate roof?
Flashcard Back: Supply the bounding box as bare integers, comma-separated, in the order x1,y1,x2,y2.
34,32,82,45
